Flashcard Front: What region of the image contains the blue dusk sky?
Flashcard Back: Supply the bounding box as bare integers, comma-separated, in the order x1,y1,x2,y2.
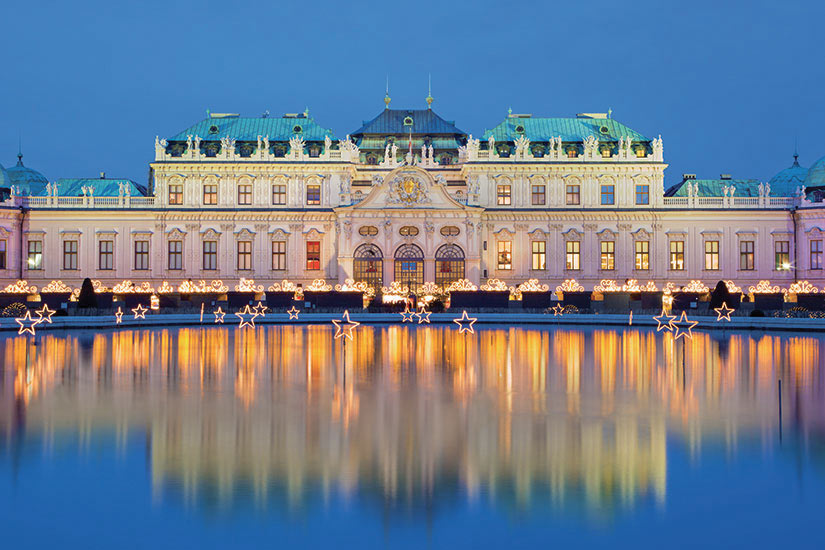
1,0,823,188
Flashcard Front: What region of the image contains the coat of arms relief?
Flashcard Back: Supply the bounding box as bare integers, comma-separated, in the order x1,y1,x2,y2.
387,172,430,206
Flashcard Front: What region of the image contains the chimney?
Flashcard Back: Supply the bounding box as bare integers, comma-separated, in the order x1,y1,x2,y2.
720,174,732,180
100,172,106,179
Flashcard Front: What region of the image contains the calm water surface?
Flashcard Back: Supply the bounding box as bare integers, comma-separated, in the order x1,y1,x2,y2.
1,325,824,549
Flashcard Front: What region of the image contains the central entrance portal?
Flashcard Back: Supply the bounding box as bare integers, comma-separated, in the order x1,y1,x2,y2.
394,243,424,291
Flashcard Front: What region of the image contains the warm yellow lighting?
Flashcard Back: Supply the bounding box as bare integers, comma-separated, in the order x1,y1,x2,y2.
453,310,477,334
132,304,148,319
235,305,258,328
714,303,734,321
41,280,73,294
556,279,584,293
332,310,359,340
748,280,784,294
213,307,226,323
34,304,55,324
15,310,41,336
788,281,819,294
235,278,263,293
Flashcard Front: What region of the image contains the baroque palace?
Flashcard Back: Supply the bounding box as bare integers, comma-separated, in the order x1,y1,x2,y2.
1,93,825,295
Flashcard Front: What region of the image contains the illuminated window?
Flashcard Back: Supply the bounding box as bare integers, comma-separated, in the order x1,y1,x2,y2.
600,241,615,270
497,184,511,205
203,183,218,205
497,241,512,270
566,184,580,205
354,244,383,289
306,241,321,270
168,240,182,270
670,241,684,270
272,184,286,205
399,226,419,237
704,240,719,270
635,184,649,205
237,241,252,270
0,239,5,270
203,241,217,270
272,241,286,270
27,240,42,270
811,239,823,270
394,244,424,291
531,185,546,205
635,240,649,270
168,183,183,205
740,240,754,270
62,240,78,271
435,244,465,286
134,241,149,270
359,225,379,237
565,241,580,270
531,241,546,270
775,240,790,270
306,184,321,205
237,183,252,205
99,240,113,270
600,185,615,205
440,226,460,237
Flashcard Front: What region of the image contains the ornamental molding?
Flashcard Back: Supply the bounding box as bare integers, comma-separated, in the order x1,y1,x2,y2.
387,172,431,207
631,228,651,240
0,227,10,238
235,228,255,239
130,229,153,236
596,228,616,240
304,228,324,239
770,230,793,236
166,228,186,240
665,229,688,236
700,229,723,237
202,228,220,240
95,229,119,236
528,228,546,239
269,228,290,240
493,227,515,238
562,228,581,241
805,226,825,235
736,230,758,237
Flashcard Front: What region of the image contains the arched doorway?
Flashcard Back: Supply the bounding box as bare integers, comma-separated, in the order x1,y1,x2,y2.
394,243,424,291
353,243,383,289
435,244,465,286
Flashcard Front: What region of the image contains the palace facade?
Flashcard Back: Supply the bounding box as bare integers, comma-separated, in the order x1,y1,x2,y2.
1,96,825,293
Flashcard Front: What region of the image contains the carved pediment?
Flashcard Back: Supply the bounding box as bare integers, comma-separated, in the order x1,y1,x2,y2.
346,166,472,211
270,228,290,240
493,227,515,238
304,227,324,240
806,226,825,236
528,228,546,239
166,227,186,240
562,228,581,241
631,228,651,240
235,228,255,240
0,226,10,238
201,227,221,240
596,228,616,240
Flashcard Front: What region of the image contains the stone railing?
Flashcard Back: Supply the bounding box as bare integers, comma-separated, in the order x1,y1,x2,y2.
662,196,800,209
12,195,157,208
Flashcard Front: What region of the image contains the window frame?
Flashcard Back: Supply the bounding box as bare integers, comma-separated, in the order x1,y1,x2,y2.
134,240,150,271
739,240,755,271
271,241,287,271
531,184,546,206
168,240,183,271
98,240,114,271
168,183,183,205
635,240,650,270
565,240,580,270
203,183,218,205
306,240,321,270
600,240,615,270
566,184,580,205
202,240,218,271
635,184,650,205
496,240,512,270
775,240,790,271
237,240,252,271
496,184,512,206
704,240,720,270
531,240,546,270
27,240,42,270
306,184,321,206
669,240,685,271
600,184,615,205
811,239,823,270
237,183,253,206
62,240,78,271
272,184,287,205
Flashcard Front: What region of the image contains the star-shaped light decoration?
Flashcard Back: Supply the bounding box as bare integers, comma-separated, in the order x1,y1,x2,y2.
671,311,698,340
35,304,56,324
653,308,676,332
453,310,477,334
252,301,269,317
551,304,564,316
332,310,360,340
416,309,431,324
400,306,415,323
213,307,226,323
714,302,734,322
235,305,258,329
132,304,148,320
15,311,41,336
115,307,123,324
287,306,300,320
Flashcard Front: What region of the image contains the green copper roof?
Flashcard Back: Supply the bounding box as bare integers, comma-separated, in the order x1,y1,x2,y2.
769,155,807,195
665,178,775,198
0,162,9,189
351,108,466,137
482,115,650,143
6,154,48,196
166,114,335,142
356,137,462,151
806,154,825,188
39,178,148,197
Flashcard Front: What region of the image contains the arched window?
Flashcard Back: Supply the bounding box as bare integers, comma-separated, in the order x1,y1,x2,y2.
435,244,465,286
394,244,424,291
358,225,378,236
354,243,383,289
440,226,460,237
399,226,419,237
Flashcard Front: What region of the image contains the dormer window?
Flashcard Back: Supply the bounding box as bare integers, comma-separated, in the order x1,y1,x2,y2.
293,124,303,134
403,116,413,126
208,125,219,134
599,126,609,135
515,125,525,134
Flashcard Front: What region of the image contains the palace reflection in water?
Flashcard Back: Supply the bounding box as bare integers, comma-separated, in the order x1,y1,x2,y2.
1,325,823,517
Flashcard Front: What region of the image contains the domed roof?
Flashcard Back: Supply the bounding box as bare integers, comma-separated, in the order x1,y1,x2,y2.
769,154,807,195
6,153,48,196
0,162,9,189
806,154,825,188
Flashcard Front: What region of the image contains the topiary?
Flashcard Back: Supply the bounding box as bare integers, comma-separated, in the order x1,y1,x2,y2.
77,278,98,309
709,280,731,310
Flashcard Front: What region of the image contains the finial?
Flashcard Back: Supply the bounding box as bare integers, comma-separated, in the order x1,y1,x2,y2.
793,138,799,166
607,107,612,119
304,107,309,117
508,106,512,116
426,73,433,109
384,75,391,109
17,134,23,166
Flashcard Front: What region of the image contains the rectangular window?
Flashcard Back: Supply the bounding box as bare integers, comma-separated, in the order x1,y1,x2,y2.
306,184,321,205
775,240,790,270
202,241,217,270
635,240,650,270
237,241,252,270
272,241,286,270
600,185,615,205
531,185,546,205
670,241,685,270
811,239,823,270
168,240,183,270
237,184,252,205
566,184,580,205
306,241,321,270
704,240,720,270
0,239,5,270
740,240,755,270
98,240,113,271
203,183,218,205
497,241,512,270
531,241,546,270
565,241,580,270
600,241,615,270
168,184,183,205
134,241,149,270
27,240,42,270
272,184,286,205
497,185,511,206
635,184,649,205
62,240,78,271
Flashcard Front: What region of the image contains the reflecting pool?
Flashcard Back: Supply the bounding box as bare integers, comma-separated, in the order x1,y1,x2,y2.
1,325,824,548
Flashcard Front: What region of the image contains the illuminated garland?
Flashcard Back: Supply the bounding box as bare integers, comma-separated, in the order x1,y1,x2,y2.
449,279,479,291
480,278,507,291
620,279,658,292
2,280,37,294
517,279,550,293
381,281,409,304
267,279,299,292
112,280,155,294
418,281,443,297
235,278,263,292
306,278,333,292
556,279,584,292
156,281,175,294
593,279,622,293
788,280,819,294
41,280,73,293
748,280,784,294
679,280,709,293
724,280,742,293
335,279,375,298
178,279,229,293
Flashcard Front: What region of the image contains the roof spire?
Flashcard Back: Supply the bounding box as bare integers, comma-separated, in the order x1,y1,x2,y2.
426,73,433,109
17,133,23,166
793,138,799,166
384,75,391,109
